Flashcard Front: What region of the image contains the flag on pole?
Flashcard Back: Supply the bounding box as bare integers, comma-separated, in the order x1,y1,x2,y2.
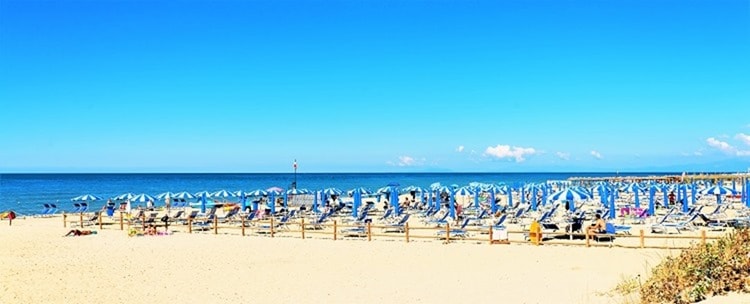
293,160,297,170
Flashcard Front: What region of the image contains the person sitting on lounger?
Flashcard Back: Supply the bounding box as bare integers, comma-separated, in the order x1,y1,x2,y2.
586,213,606,237
64,229,97,236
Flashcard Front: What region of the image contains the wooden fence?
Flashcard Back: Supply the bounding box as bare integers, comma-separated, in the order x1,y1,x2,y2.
62,211,724,250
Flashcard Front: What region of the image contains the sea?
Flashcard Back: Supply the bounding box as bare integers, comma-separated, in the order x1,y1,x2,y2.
0,172,678,216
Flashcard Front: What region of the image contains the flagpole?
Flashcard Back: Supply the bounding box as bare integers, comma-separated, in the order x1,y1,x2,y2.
293,159,297,189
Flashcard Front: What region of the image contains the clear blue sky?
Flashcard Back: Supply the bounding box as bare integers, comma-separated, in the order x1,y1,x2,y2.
1,0,749,173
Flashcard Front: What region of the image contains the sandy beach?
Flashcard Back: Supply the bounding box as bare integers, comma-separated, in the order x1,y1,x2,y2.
0,215,684,304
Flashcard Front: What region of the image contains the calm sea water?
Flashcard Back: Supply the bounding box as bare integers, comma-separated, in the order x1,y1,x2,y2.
0,172,675,215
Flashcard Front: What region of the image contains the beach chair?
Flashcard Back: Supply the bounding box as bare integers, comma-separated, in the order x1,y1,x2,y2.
383,214,410,233
424,210,450,226
436,217,471,239
71,203,82,213
79,203,89,213
593,223,617,243
307,211,332,230
256,212,293,233
39,204,52,217
72,213,99,227
652,212,699,234
48,204,59,217
483,214,508,230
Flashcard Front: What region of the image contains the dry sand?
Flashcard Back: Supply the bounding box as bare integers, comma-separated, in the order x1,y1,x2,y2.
0,216,748,304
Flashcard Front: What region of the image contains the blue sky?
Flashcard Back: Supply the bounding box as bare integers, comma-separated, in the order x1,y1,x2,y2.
1,0,749,173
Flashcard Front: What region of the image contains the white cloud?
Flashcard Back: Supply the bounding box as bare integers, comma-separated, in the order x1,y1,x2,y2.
736,133,750,147
706,137,734,153
484,145,536,162
555,152,570,160
590,150,603,159
694,151,703,156
456,145,465,153
737,150,750,156
392,156,426,167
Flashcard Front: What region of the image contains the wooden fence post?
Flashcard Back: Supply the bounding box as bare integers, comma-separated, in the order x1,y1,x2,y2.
585,229,590,247
445,223,450,243
701,230,707,246
142,213,146,231
63,213,67,228
98,211,102,229
367,222,371,242
333,221,337,241
79,213,84,228
405,222,409,243
489,226,493,245
301,218,306,239
241,215,246,236
639,229,645,249
119,212,124,230
188,218,192,234
271,216,280,237
213,215,218,235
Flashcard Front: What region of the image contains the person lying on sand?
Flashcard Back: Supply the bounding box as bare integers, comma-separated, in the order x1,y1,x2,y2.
64,229,97,237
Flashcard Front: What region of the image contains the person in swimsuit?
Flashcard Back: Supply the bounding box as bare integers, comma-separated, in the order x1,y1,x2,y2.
64,229,97,236
586,213,606,238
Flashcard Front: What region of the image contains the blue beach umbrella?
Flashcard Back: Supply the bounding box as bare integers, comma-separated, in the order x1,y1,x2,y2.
200,195,207,214
648,186,656,216
701,185,737,204
609,188,616,219
691,183,697,204
548,188,590,212
310,191,318,213
455,187,473,196
348,187,371,196
194,191,211,198
390,186,400,215
507,187,513,208
352,189,362,218
322,188,343,196
449,188,456,219
473,187,481,209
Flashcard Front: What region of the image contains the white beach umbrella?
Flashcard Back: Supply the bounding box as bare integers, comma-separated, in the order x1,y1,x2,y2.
211,190,234,198
131,193,156,203
321,188,342,196
246,189,268,197
156,191,176,200
72,194,102,201
114,193,136,201
173,191,196,200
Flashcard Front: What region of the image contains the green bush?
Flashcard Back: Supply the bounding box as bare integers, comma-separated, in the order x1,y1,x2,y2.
640,229,750,303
